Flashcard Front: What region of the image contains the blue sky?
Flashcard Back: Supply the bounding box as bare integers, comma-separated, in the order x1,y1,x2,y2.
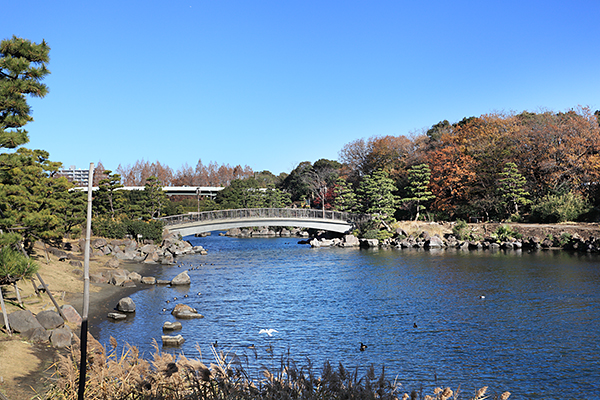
4,1,600,175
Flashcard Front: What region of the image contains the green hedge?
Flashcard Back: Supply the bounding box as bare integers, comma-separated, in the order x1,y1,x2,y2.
92,218,164,242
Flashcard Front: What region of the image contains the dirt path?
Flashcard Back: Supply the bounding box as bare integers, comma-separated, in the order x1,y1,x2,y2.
468,222,600,239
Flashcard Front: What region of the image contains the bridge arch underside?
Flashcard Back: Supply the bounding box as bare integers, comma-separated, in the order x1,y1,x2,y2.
167,218,353,237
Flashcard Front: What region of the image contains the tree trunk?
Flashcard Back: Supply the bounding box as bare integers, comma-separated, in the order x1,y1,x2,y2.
0,286,11,335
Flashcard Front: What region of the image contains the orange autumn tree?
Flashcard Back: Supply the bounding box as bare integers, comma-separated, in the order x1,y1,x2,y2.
513,107,600,198
426,134,478,218
457,114,522,218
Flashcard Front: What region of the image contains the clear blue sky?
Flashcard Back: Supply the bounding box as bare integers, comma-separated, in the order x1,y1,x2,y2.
4,0,600,175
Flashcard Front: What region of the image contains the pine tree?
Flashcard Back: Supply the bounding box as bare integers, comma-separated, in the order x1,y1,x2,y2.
95,170,124,219
263,185,292,208
333,177,358,213
358,169,397,222
497,162,530,217
0,36,50,149
143,176,167,218
0,36,58,253
401,163,435,221
0,148,74,250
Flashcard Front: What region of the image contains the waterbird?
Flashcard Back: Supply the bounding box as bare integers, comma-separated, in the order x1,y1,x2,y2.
479,295,486,299
184,294,188,298
213,340,218,347
248,344,255,349
259,329,278,336
266,344,273,353
360,342,367,351
413,323,418,328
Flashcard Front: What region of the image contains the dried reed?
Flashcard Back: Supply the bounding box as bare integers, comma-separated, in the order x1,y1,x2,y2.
41,335,510,400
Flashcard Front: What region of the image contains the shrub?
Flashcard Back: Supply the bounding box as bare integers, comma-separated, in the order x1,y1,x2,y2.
362,229,380,240
508,213,522,222
452,219,470,240
0,246,38,285
361,228,393,241
492,225,522,242
559,232,572,246
530,192,591,223
92,218,127,239
123,219,164,243
92,218,164,243
376,229,394,241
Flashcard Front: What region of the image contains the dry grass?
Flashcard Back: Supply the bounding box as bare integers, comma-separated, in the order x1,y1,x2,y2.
392,221,452,239
42,336,510,400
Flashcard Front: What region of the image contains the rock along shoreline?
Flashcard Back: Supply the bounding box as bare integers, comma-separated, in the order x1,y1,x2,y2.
224,222,600,253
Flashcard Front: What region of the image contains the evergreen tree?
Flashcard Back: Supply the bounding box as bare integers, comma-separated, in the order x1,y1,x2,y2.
497,162,530,217
358,169,397,222
401,163,435,221
280,162,313,203
0,36,58,253
94,170,124,219
216,177,261,209
54,189,86,238
0,246,38,285
0,36,50,149
0,148,73,250
333,177,358,213
143,176,167,218
263,185,292,208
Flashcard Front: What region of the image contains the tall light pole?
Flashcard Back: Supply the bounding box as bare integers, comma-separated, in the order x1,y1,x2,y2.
78,162,94,400
196,187,200,214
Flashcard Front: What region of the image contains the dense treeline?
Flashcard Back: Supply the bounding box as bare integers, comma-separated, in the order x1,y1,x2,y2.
206,108,600,225
331,108,600,223
97,108,600,225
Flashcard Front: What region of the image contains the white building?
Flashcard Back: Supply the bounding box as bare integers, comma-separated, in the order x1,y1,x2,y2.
57,166,89,186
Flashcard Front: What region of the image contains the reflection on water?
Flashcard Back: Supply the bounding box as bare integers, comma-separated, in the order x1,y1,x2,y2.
95,234,600,399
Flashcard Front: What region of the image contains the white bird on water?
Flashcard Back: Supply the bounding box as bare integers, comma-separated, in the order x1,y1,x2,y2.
259,329,278,336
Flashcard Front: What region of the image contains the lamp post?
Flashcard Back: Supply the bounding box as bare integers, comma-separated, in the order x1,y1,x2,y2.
196,188,200,214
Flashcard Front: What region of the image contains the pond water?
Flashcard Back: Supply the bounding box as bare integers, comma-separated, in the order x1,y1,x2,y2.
94,234,600,399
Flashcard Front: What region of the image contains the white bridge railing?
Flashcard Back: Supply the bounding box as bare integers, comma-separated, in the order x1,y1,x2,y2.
157,208,369,227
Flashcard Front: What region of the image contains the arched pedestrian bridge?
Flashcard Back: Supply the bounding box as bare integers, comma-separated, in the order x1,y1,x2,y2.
157,208,369,237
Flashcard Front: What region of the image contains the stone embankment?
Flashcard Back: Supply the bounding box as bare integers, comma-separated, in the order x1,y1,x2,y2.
307,224,600,253
78,231,208,265
46,231,207,288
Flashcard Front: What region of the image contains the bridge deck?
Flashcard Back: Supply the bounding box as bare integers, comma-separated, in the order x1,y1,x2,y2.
157,208,368,236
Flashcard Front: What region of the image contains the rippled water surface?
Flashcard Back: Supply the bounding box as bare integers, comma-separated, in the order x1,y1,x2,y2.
95,234,600,399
